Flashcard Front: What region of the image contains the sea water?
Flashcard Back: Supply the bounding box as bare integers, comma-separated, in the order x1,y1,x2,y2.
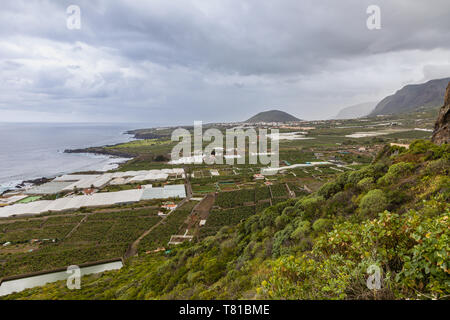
0,122,138,193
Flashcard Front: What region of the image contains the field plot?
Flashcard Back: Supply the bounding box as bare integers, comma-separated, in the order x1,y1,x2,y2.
192,183,217,195
270,184,289,198
68,212,160,244
215,188,255,208
138,200,197,253
0,215,84,244
255,186,271,201
197,183,291,238
0,206,162,278
199,206,255,239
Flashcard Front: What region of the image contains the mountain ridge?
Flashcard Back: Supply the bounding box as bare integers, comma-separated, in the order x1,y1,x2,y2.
334,102,377,119
370,77,450,116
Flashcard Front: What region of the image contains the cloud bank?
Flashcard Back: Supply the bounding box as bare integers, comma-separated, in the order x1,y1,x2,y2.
1,0,450,123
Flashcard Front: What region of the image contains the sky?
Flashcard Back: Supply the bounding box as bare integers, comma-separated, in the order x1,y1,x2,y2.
0,0,450,124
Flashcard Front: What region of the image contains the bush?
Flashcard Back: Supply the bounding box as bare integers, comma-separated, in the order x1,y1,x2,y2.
282,206,295,217
291,221,311,240
261,209,450,300
312,218,333,233
272,225,294,258
318,181,341,199
295,196,324,221
357,177,375,191
378,162,414,185
359,189,388,217
275,214,290,229
424,158,450,176
408,140,450,160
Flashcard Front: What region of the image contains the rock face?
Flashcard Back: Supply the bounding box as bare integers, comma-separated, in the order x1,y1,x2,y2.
431,82,450,145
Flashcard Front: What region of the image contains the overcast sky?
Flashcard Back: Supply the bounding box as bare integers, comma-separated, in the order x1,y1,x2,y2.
1,0,450,124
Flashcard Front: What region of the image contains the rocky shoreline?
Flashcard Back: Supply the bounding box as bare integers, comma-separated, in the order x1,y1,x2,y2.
64,146,136,159
1,151,132,196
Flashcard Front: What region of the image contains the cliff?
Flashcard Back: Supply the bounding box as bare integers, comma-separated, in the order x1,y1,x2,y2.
431,82,450,145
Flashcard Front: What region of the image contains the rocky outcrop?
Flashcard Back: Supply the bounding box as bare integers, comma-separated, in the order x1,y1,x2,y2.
431,82,450,145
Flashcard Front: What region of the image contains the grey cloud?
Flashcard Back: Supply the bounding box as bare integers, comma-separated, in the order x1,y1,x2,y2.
0,0,449,122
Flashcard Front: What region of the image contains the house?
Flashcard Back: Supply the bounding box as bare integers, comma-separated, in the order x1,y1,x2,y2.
314,153,324,158
390,143,410,149
83,188,96,195
199,219,206,226
253,173,265,180
162,204,177,211
145,247,166,254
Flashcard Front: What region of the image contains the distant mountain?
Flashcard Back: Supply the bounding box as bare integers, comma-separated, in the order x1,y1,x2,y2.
245,110,300,123
334,102,377,119
370,77,450,116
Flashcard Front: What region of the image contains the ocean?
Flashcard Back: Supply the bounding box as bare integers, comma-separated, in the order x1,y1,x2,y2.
0,122,139,193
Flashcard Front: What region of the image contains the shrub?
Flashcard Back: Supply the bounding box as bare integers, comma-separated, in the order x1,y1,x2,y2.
378,162,414,185
291,221,311,240
408,140,450,160
272,225,294,258
261,209,450,300
312,218,333,233
295,196,324,220
275,214,290,229
282,206,295,217
359,189,388,217
318,181,341,199
357,177,375,191
424,158,450,176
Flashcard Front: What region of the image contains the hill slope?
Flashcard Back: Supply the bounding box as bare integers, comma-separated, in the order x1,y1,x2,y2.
6,141,449,300
245,110,300,123
370,77,450,116
334,102,377,119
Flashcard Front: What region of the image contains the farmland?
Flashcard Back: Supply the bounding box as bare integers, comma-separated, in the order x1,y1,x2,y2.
0,111,440,285
0,203,172,278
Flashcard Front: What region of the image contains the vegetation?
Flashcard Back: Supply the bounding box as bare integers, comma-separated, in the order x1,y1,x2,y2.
4,139,448,300
138,201,196,252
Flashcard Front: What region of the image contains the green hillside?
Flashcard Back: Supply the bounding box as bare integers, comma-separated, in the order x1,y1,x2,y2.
5,140,449,300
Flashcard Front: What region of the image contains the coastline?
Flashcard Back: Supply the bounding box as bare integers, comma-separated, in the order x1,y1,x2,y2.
0,126,138,195
0,154,132,195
